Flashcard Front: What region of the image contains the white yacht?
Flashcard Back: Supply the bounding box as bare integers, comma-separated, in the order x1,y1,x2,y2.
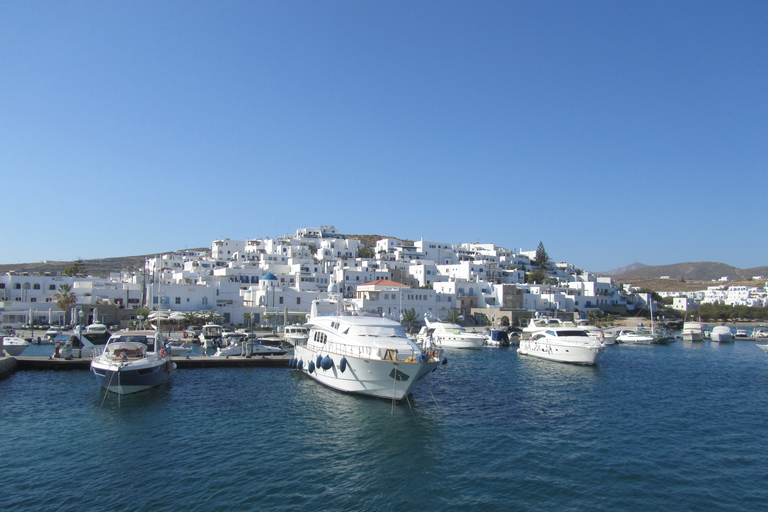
91,330,175,394
517,328,603,365
1,335,30,356
682,320,704,342
753,326,768,339
292,295,444,401
283,325,309,346
419,314,486,349
710,325,734,343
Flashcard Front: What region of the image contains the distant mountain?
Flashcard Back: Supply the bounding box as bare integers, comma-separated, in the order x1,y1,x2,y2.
600,262,649,276
607,262,768,282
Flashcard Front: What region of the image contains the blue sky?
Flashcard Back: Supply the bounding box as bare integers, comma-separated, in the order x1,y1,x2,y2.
2,1,766,272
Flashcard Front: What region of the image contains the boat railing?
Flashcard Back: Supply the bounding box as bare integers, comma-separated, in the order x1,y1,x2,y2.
317,339,423,362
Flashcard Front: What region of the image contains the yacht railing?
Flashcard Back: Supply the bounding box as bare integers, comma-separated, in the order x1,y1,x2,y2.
298,338,432,362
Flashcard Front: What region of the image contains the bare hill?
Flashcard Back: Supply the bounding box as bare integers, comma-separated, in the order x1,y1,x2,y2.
608,262,760,282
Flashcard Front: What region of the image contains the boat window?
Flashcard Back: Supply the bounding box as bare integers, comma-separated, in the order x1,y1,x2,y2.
555,330,590,337
115,335,148,344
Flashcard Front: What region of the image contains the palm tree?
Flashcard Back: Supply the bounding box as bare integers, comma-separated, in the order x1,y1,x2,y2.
52,284,77,325
444,309,462,323
400,308,418,330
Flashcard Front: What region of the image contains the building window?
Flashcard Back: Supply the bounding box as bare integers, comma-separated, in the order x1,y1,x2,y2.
33,283,41,290
279,297,284,305
297,298,301,305
175,297,181,304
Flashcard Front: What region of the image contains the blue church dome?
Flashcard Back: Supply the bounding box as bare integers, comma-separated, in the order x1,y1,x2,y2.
262,272,278,281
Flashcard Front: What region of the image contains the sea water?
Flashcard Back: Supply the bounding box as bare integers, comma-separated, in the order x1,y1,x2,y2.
1,340,767,511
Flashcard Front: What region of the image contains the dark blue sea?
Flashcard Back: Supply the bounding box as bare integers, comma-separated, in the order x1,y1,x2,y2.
2,340,768,511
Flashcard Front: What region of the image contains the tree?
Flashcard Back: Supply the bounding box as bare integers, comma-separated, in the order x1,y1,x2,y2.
63,259,85,277
526,268,547,284
52,284,77,325
533,242,549,268
400,308,418,330
443,309,462,323
358,246,375,259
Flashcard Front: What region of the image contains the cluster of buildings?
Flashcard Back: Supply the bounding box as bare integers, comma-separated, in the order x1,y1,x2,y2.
660,285,768,311
1,225,722,330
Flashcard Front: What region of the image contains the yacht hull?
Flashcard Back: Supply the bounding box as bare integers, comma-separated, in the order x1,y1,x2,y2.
91,360,173,394
517,339,602,365
294,344,440,401
434,335,485,349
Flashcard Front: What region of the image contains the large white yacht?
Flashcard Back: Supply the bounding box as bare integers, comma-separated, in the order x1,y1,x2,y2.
682,320,705,342
418,314,486,349
517,327,604,365
292,294,444,401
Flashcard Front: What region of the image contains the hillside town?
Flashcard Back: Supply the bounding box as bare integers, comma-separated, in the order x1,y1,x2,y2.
1,225,767,330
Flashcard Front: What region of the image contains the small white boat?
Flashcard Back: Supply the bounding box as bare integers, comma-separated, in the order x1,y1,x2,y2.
199,324,224,350
167,339,195,357
753,326,768,339
292,294,444,401
757,344,768,354
213,335,287,357
735,329,749,339
517,328,603,365
616,329,656,345
710,325,734,343
91,330,175,394
420,314,486,349
1,336,30,356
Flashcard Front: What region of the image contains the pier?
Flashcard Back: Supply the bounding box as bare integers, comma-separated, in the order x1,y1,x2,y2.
0,355,290,378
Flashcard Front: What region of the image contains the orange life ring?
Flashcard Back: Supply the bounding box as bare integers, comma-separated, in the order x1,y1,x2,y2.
159,348,166,358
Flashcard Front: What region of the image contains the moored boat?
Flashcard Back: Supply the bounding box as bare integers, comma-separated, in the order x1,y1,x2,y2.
91,330,175,394
735,328,749,339
419,314,486,349
282,325,309,346
292,294,444,401
682,320,705,342
1,335,30,356
517,327,603,365
710,325,734,343
616,329,656,345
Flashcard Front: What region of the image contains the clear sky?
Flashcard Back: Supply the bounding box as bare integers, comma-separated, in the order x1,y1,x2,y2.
2,1,766,272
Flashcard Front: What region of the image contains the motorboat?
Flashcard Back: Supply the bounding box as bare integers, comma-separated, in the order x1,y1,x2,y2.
735,328,749,339
167,338,195,357
753,326,768,339
91,330,175,394
283,325,309,346
710,325,734,343
213,335,287,357
517,328,603,365
522,317,577,339
419,314,486,349
616,329,656,345
292,295,444,401
486,329,511,347
682,320,704,342
1,335,30,356
199,324,224,350
757,344,768,354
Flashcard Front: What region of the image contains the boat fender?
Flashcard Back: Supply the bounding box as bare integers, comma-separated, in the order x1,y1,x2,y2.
288,357,296,368
297,360,304,370
316,355,323,369
320,355,333,370
442,356,448,365
339,357,348,373
308,361,315,373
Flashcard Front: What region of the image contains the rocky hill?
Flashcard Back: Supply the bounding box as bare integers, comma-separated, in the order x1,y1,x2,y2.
605,262,768,282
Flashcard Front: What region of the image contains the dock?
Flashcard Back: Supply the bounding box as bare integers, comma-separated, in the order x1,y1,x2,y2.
0,355,290,378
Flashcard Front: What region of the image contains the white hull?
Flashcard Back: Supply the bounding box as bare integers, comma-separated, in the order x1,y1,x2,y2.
433,335,485,349
682,333,705,342
710,327,733,343
757,344,768,354
293,344,440,401
2,337,29,356
517,339,602,365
